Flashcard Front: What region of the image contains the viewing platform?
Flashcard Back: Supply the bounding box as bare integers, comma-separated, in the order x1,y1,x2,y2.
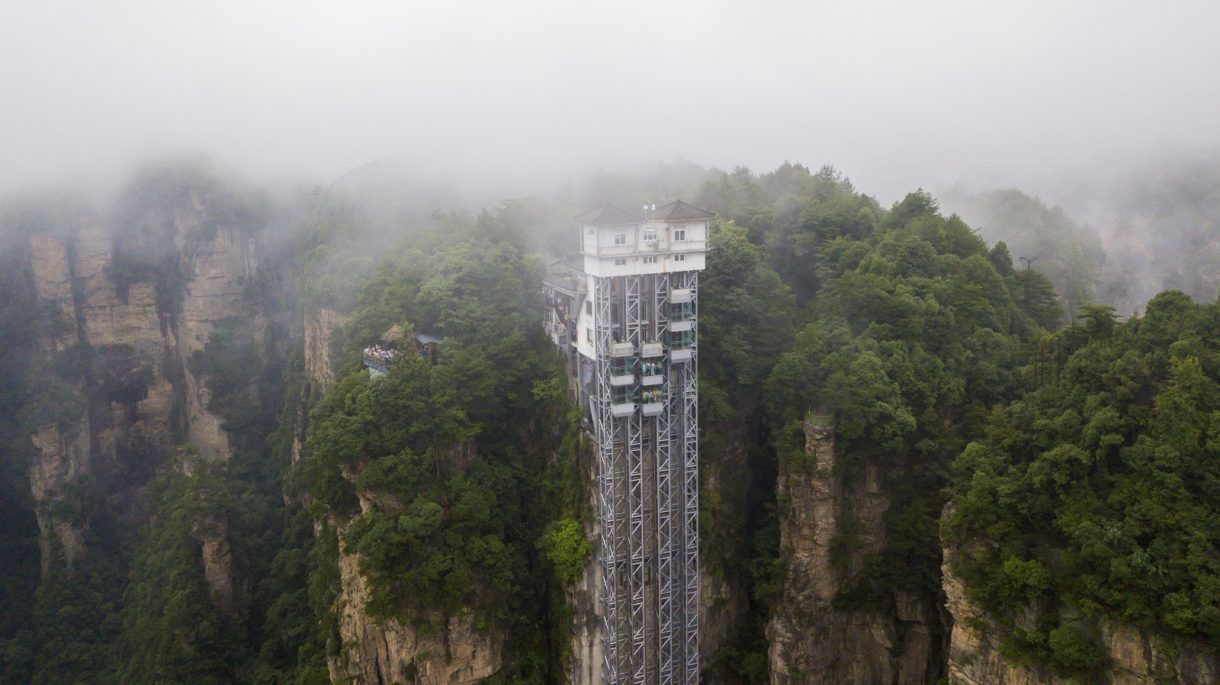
362,329,443,378
363,345,395,377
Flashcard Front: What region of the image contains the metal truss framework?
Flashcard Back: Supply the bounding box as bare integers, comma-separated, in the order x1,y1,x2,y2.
591,271,700,685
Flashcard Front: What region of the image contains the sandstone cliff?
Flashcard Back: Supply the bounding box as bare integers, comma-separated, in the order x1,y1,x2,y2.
300,302,509,684
328,526,503,685
21,185,265,613
768,419,941,684
293,306,348,465
28,421,91,573
567,455,604,685
942,535,1219,685
305,305,348,389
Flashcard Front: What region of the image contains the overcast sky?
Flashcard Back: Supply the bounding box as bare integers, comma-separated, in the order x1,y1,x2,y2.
3,0,1219,203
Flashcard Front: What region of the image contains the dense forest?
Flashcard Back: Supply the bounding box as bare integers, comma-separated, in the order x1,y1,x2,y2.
0,159,1215,684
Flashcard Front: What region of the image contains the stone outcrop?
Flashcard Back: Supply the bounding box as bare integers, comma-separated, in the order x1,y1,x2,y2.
20,189,265,615
942,536,1219,684
26,234,80,350
293,306,348,465
177,223,261,459
329,526,503,685
567,445,603,685
767,419,941,684
305,306,348,389
198,517,241,616
568,547,604,685
28,421,91,572
302,302,505,685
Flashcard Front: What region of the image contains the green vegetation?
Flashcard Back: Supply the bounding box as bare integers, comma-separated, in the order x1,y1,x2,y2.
946,292,1220,675
2,158,1216,685
696,165,1067,680
942,187,1105,318
112,464,243,684
299,207,586,677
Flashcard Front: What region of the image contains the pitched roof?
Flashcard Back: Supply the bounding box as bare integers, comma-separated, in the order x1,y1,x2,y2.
576,204,643,225
653,200,715,221
380,324,406,342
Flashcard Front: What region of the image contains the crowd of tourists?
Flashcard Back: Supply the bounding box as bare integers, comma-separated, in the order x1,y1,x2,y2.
363,345,397,364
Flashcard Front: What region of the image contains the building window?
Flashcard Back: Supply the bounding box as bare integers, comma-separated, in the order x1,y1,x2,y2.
643,227,657,242
643,256,657,264
585,300,592,315
673,254,686,262
673,229,686,241
614,258,627,265
587,328,593,342
614,232,626,246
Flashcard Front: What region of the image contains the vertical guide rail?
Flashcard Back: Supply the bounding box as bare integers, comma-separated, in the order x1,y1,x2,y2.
595,276,622,685
680,270,700,685
624,275,647,684
653,273,676,685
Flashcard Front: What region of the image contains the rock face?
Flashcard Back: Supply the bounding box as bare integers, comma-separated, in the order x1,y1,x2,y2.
768,419,941,685
293,305,348,465
302,304,505,685
329,527,503,685
568,547,604,685
198,517,241,616
942,538,1219,685
20,190,264,611
28,421,91,573
566,447,603,685
304,306,348,389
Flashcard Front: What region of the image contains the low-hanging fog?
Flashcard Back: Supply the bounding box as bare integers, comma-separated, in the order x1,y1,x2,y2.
2,0,1218,307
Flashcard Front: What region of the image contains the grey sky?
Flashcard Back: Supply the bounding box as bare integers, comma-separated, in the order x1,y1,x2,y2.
3,0,1219,202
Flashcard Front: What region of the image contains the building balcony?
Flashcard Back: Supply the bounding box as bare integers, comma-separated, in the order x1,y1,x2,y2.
363,346,395,377
582,240,707,258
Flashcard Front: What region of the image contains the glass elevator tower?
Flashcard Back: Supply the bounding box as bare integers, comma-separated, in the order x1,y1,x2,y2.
570,201,711,685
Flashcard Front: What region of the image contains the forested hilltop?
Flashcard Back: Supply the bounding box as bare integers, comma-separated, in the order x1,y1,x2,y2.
0,159,1215,684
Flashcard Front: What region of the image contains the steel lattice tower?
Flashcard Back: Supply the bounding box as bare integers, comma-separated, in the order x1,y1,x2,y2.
563,201,710,685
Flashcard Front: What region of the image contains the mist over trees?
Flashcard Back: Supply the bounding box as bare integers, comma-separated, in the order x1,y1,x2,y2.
1,3,1218,682
0,153,1214,683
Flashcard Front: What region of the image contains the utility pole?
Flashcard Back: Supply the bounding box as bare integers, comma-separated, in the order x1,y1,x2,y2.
1019,256,1038,309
